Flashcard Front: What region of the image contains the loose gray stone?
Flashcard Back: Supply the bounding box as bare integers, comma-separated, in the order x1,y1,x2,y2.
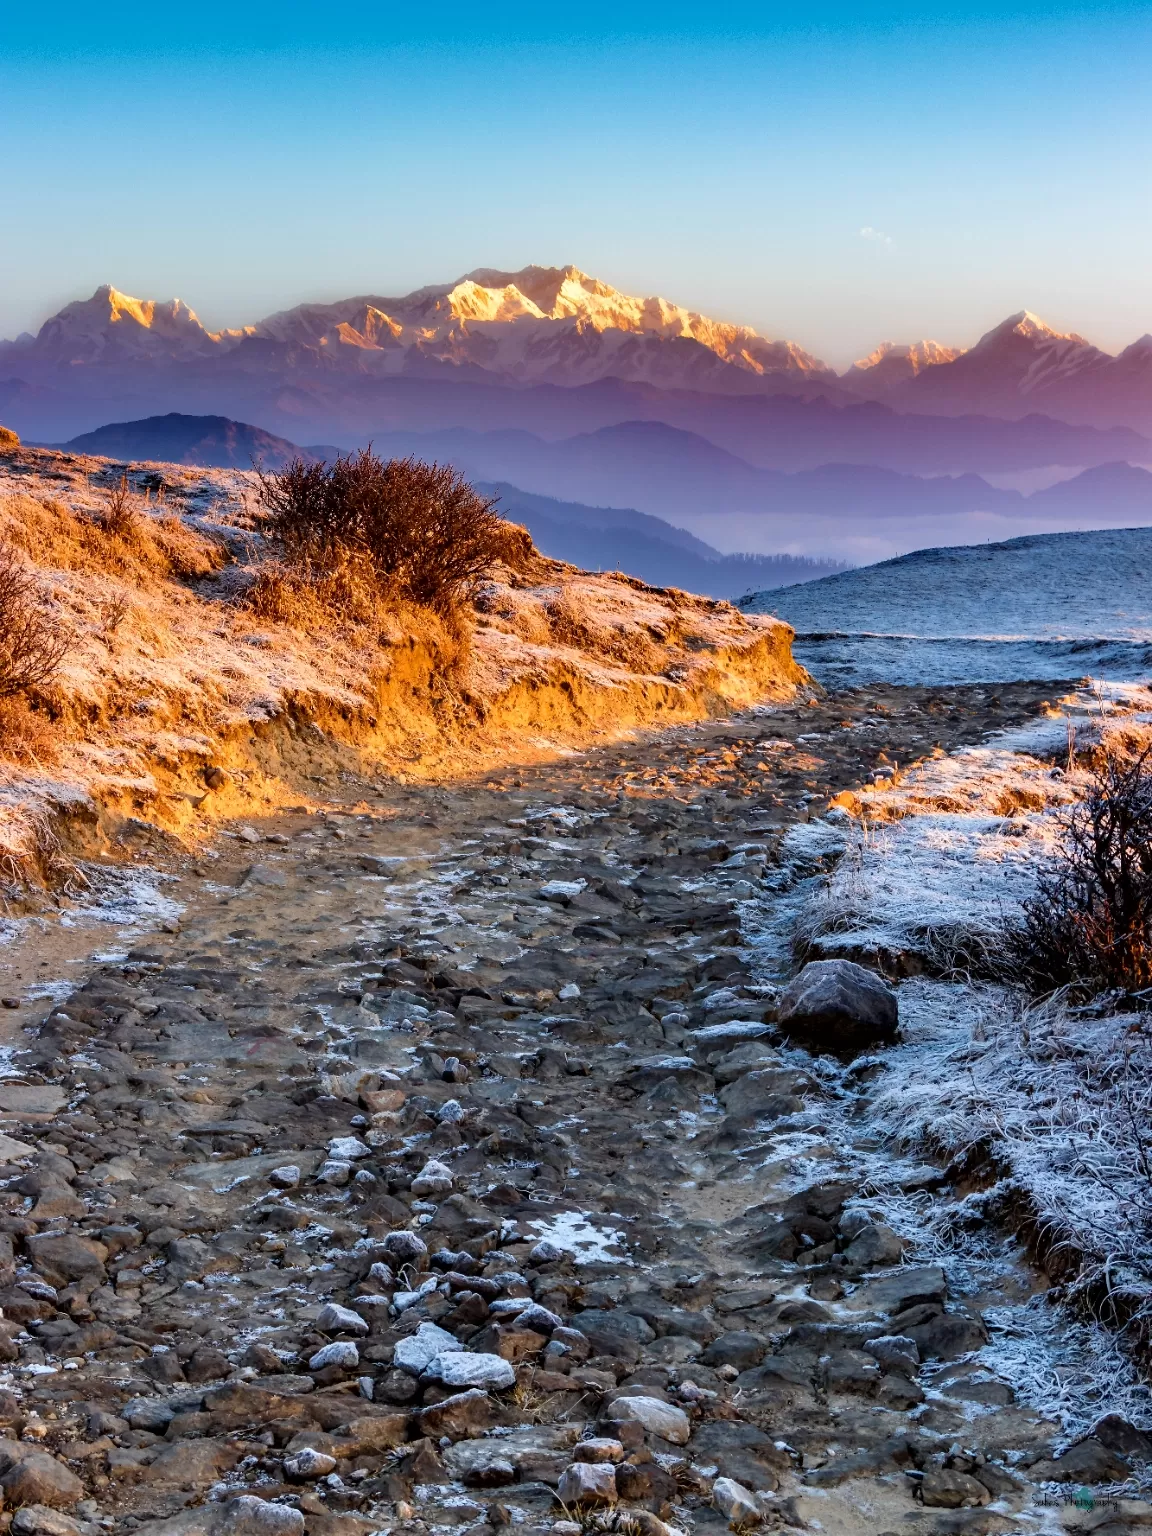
425,1352,516,1389
603,1395,690,1445
712,1477,760,1524
308,1341,359,1370
411,1158,454,1196
394,1322,463,1375
381,1231,429,1265
284,1448,337,1480
315,1303,369,1335
863,1335,919,1373
844,1223,907,1268
557,1462,616,1506
124,1398,175,1432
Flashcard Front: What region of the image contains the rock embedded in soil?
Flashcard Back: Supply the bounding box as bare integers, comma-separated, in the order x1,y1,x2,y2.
134,1497,305,1536
712,1476,762,1524
0,1451,84,1510
557,1461,618,1506
604,1395,691,1445
919,1469,992,1508
778,957,899,1053
426,1351,516,1388
1027,1436,1132,1484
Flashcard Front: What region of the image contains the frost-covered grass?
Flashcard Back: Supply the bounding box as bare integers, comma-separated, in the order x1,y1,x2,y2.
0,445,802,891
796,739,1076,973
795,811,1058,973
863,980,1152,1357
799,700,1152,975
788,691,1152,1365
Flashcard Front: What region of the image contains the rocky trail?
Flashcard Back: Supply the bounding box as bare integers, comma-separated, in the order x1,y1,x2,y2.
0,679,1145,1536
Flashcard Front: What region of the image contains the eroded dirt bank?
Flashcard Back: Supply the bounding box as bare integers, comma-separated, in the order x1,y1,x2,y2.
0,446,801,893
0,678,1146,1536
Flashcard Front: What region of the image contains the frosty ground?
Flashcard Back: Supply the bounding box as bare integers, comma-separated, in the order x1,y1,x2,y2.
0,669,1147,1536
744,527,1152,688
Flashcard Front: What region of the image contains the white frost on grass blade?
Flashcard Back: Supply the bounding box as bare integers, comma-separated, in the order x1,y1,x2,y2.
866,982,1152,1340
753,697,1152,1434
796,812,1058,971
797,733,1088,970
772,702,1152,1429
800,690,1152,975
821,979,1152,1438
525,1210,631,1265
977,1298,1152,1443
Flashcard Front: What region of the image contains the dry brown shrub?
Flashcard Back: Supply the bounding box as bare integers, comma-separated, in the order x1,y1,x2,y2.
256,450,533,615
100,594,131,638
0,426,19,452
0,541,71,701
99,473,139,539
246,557,381,632
245,557,470,671
1012,739,1152,994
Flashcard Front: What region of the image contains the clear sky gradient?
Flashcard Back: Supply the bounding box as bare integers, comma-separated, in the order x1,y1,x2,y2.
2,0,1149,367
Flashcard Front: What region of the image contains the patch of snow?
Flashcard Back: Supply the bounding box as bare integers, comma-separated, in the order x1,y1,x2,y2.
0,1048,24,1081
525,1209,632,1265
68,864,183,928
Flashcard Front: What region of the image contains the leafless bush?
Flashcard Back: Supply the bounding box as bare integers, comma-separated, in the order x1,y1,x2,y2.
101,594,131,638
0,541,71,700
256,450,533,615
1012,742,1152,993
99,473,139,539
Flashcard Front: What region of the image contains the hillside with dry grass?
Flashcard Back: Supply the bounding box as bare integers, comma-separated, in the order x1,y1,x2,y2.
0,439,805,894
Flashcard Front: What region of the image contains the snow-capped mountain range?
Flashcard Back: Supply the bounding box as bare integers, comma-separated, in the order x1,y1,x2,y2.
7,267,831,392
2,266,1151,439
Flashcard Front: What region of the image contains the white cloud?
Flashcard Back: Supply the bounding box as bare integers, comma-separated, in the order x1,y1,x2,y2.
859,226,894,248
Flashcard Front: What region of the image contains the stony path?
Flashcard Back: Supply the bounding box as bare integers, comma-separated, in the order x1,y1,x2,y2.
0,681,1144,1536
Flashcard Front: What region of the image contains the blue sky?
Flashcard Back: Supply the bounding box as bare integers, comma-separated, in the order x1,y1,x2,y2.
2,1,1149,365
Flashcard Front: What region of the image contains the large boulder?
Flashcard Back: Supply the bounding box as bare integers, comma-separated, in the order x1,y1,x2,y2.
603,1395,690,1446
25,1234,108,1284
777,960,898,1054
131,1497,304,1536
0,1453,84,1510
